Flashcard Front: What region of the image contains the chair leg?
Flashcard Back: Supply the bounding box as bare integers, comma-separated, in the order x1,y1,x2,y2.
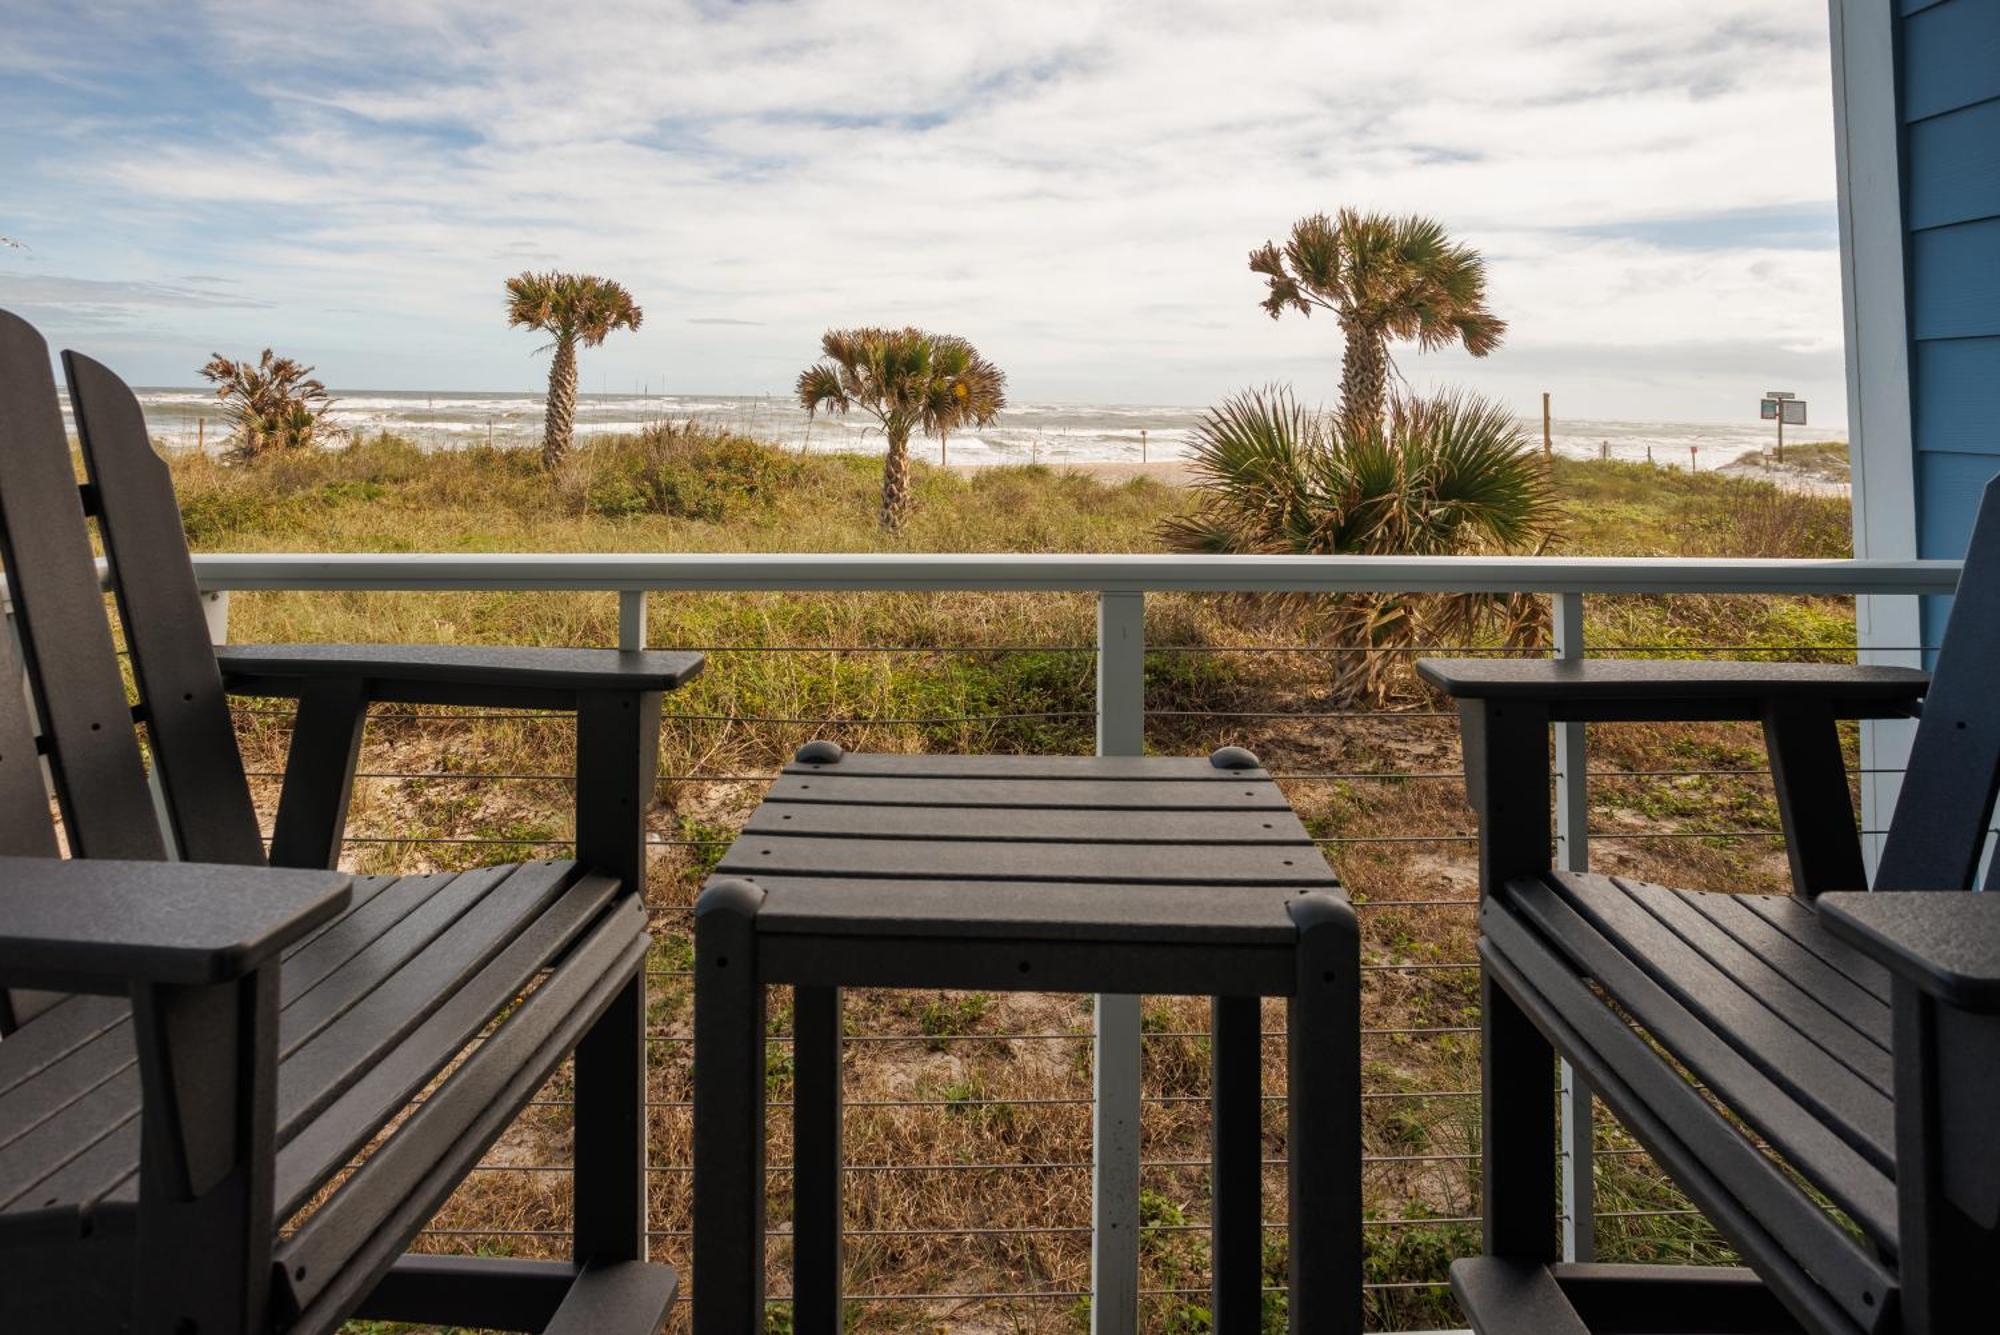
1288,893,1361,1335
574,972,648,1264
792,985,843,1333
268,678,367,870
575,689,662,902
571,688,662,1267
132,969,281,1335
693,880,768,1335
1211,995,1263,1333
1893,983,2000,1333
1481,969,1558,1262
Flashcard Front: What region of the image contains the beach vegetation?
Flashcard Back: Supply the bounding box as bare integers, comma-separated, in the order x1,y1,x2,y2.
1250,209,1505,434
166,426,1852,1329
504,270,643,468
1162,385,1560,704
197,348,334,461
796,326,1006,529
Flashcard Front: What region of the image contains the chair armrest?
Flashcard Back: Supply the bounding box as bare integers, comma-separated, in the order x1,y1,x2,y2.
0,857,350,990
217,643,704,708
1415,658,1927,722
1818,892,2000,1011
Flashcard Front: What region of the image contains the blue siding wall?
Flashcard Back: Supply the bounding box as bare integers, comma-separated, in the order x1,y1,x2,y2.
1899,0,2000,647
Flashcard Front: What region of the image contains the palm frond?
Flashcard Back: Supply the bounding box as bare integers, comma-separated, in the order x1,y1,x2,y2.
504,271,643,344
1252,208,1507,428
1162,384,1558,705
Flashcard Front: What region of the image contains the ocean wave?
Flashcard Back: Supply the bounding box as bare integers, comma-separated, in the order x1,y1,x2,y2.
96,385,1841,470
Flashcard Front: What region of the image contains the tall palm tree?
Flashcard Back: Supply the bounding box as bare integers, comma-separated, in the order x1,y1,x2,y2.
504,271,643,467
1249,209,1506,435
797,327,1006,528
1162,384,1558,705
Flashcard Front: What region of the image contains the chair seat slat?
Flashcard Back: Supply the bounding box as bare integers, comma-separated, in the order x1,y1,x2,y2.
1538,874,1895,1149
272,861,578,1137
1625,882,1891,1060
0,996,128,1100
278,871,467,1005
1666,889,1891,1045
0,862,608,1232
1496,881,1901,1251
273,871,617,1217
1735,893,1892,1002
277,868,515,1058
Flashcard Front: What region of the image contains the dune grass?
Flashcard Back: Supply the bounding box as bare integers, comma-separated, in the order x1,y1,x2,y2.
185,429,1856,1332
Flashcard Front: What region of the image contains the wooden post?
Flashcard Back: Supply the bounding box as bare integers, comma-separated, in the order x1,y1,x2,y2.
1541,393,1551,458
1690,445,1699,471
1140,428,1147,464
1777,412,1785,463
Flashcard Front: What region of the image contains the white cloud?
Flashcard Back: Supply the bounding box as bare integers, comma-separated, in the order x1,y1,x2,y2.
6,0,1848,421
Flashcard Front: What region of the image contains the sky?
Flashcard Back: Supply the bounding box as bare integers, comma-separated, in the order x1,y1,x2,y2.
0,1,1849,425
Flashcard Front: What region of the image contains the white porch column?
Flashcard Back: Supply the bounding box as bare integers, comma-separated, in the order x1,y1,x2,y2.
1831,0,1918,875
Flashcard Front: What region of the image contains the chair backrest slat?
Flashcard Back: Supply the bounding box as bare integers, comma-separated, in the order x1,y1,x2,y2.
1877,474,2000,890
65,351,265,866
0,311,163,860
0,589,67,1032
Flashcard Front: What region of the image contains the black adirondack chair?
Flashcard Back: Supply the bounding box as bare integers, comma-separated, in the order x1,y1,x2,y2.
0,308,700,1334
1414,482,2000,1333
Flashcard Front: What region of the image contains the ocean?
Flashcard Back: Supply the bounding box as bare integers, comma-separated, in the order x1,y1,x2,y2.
91,386,1841,472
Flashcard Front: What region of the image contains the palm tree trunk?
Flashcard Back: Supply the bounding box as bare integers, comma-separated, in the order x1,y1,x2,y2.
881,424,913,529
1339,323,1388,436
543,335,578,468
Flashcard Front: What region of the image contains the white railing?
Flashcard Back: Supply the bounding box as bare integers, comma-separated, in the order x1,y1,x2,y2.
188,551,1957,1334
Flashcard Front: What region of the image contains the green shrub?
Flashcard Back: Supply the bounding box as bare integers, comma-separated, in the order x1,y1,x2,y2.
577,426,802,521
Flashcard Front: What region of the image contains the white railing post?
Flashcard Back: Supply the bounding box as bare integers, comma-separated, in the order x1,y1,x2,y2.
1092,590,1144,1334
618,590,648,652
1552,590,1595,1261
203,589,231,645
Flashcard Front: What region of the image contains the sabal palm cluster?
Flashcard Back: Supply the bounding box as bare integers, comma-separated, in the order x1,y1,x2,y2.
198,349,333,462
1163,386,1558,705
797,327,1006,528
505,271,643,467
1250,209,1505,436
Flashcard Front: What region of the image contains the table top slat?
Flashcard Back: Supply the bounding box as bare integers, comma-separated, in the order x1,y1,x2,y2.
749,879,1307,943
717,835,1336,885
744,802,1314,845
783,753,1263,781
762,775,1292,810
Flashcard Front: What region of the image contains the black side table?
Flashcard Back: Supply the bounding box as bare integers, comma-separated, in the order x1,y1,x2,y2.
692,744,1360,1334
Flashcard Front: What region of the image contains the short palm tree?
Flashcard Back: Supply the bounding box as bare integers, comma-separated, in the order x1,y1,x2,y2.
1249,209,1506,435
198,349,334,462
797,327,1006,528
923,336,1007,468
1162,385,1558,705
505,271,643,467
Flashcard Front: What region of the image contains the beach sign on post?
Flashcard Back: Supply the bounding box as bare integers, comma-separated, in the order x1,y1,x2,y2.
1759,391,1804,462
